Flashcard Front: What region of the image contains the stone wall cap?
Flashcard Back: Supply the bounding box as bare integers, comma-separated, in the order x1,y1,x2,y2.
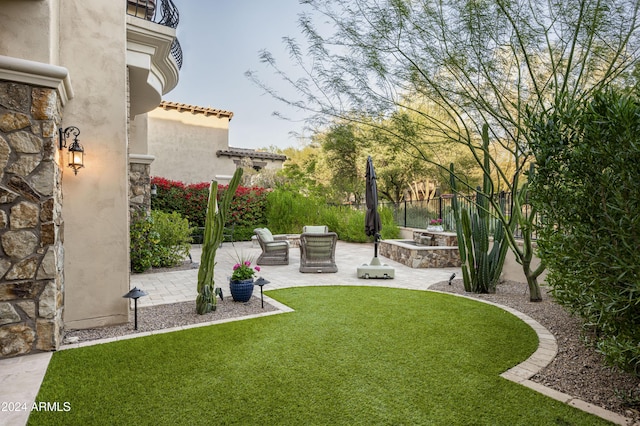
0,56,74,104
129,154,155,165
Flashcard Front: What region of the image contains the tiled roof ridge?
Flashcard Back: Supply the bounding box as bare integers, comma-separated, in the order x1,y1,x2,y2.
159,100,234,120
217,147,287,161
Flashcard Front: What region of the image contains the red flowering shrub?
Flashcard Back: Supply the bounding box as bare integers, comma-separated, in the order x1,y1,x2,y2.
151,177,268,240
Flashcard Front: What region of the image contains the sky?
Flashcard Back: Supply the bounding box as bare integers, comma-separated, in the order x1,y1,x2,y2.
164,1,316,150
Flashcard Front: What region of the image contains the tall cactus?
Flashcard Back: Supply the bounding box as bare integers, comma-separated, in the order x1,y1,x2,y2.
450,124,509,293
196,168,243,315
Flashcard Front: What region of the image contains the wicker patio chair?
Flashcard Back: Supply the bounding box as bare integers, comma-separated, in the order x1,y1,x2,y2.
254,228,289,265
299,226,338,273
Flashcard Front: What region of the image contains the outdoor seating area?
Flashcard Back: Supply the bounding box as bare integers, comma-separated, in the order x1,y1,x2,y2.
254,228,290,265
133,240,461,308
299,226,338,273
253,226,339,272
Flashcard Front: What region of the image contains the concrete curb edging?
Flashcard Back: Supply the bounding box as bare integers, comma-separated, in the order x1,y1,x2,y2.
59,295,295,351
430,290,636,426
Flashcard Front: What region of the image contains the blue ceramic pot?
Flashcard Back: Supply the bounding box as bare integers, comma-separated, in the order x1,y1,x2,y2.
230,278,254,302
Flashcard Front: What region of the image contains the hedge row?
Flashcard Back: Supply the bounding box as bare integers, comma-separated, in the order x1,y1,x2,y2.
151,177,268,241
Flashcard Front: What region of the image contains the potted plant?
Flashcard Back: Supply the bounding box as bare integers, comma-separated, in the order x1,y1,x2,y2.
427,218,444,232
229,255,261,302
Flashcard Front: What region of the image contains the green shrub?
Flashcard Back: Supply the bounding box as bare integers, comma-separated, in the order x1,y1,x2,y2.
130,211,192,273
266,189,400,242
231,226,256,242
150,210,192,268
266,189,323,234
130,213,159,273
529,88,640,375
379,207,400,239
152,177,268,240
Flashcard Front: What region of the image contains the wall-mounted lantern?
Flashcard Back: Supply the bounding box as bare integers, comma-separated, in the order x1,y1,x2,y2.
59,126,85,175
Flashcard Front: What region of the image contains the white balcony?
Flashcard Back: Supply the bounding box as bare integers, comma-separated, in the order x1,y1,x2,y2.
126,0,181,116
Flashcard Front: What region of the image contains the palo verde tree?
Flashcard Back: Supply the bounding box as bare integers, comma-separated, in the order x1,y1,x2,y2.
319,122,366,203
247,0,640,301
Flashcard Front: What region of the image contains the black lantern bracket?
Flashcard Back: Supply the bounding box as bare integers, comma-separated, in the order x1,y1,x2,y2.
58,126,85,175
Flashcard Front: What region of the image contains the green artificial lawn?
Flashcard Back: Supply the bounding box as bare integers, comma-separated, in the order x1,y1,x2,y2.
30,287,610,425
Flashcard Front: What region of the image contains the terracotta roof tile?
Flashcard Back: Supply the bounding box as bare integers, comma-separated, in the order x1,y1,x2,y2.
216,147,286,161
159,100,234,120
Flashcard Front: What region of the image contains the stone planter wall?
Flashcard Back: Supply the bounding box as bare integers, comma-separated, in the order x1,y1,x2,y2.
412,230,457,247
0,81,64,358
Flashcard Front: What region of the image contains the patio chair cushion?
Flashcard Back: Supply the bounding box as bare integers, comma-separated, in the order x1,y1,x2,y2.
255,228,274,243
302,225,329,234
264,241,289,252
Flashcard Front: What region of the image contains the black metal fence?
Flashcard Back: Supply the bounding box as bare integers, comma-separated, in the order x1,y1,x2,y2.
375,193,537,240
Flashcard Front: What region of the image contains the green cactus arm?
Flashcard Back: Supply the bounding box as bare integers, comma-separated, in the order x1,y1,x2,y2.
196,168,243,314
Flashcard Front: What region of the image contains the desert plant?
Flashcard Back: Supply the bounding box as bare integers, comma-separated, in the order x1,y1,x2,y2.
196,168,243,315
450,125,509,293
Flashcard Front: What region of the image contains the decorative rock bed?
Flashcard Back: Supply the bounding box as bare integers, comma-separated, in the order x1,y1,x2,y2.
379,231,461,268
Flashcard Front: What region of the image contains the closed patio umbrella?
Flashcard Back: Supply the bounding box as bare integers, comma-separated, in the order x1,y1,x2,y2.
365,156,382,265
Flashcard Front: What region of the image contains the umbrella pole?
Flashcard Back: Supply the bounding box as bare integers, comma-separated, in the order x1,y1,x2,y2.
374,234,379,258
370,233,382,266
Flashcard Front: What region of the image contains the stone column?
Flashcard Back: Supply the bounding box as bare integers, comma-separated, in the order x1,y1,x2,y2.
0,82,64,358
129,154,154,220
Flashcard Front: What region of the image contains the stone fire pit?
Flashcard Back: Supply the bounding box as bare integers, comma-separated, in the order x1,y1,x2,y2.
379,231,461,268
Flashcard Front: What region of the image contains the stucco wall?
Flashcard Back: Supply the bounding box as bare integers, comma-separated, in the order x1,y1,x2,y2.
147,107,234,184
129,114,149,155
0,0,59,65
60,0,130,329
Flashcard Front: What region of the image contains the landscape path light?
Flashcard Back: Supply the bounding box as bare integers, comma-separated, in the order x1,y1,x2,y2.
122,287,148,330
254,277,269,308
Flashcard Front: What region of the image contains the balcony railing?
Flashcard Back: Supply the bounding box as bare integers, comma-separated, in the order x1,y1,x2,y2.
127,0,183,69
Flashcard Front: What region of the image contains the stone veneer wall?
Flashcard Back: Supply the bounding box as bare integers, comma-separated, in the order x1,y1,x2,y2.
379,242,461,268
129,161,151,218
0,81,64,358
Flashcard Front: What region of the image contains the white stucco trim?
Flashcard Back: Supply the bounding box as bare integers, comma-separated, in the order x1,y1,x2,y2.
126,16,179,116
129,153,155,165
0,55,74,104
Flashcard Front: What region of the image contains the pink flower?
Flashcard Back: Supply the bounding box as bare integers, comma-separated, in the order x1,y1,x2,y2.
233,263,240,270
244,260,251,266
255,266,261,272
